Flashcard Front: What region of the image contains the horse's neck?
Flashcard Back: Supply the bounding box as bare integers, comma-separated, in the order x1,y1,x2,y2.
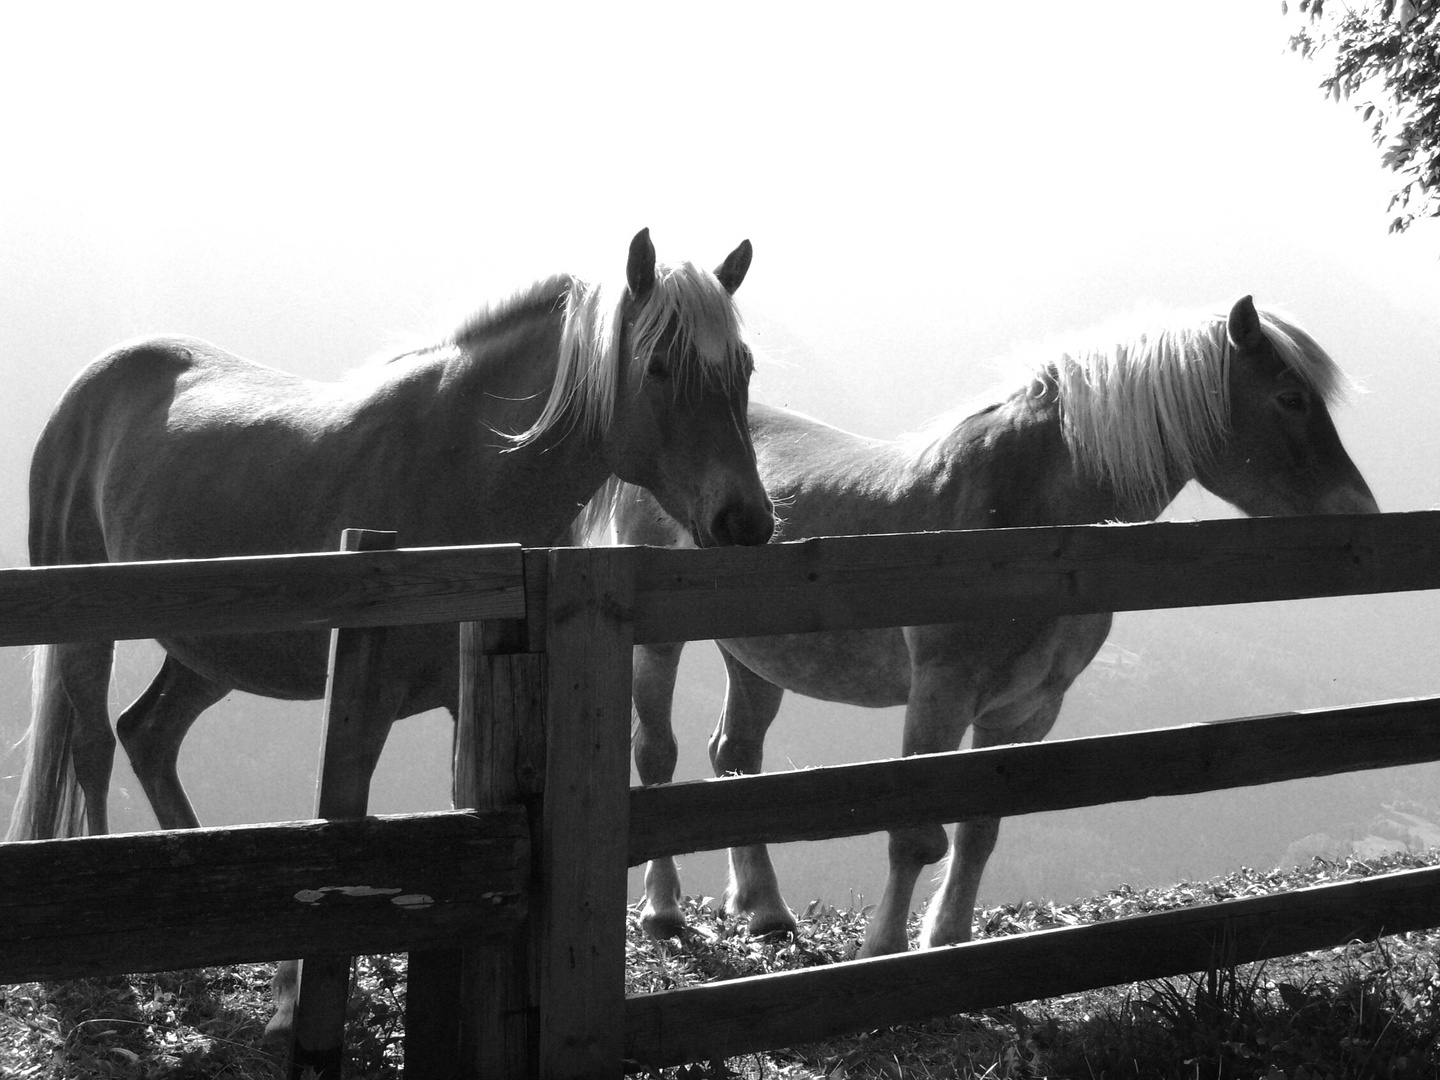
418,322,614,544
928,390,1181,528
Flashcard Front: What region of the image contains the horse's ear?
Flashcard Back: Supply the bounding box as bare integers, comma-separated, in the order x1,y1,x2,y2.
1226,295,1266,351
714,239,753,295
627,228,656,300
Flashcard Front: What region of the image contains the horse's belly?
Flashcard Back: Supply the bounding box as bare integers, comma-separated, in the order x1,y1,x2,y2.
720,627,911,707
159,623,458,710
160,631,333,700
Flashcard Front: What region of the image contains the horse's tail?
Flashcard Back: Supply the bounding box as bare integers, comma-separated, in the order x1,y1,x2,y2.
6,644,86,840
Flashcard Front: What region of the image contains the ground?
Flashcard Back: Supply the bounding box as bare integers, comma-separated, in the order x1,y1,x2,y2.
5,853,1440,1078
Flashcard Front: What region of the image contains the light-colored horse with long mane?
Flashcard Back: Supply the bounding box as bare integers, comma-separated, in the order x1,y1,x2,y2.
604,295,1378,959
9,228,774,1070
7,228,772,847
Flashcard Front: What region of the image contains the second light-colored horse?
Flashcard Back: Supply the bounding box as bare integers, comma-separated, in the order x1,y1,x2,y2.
609,296,1378,958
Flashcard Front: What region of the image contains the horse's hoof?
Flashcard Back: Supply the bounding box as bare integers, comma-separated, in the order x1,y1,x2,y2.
747,910,799,938
919,922,975,950
856,934,909,959
640,908,687,939
260,1017,293,1058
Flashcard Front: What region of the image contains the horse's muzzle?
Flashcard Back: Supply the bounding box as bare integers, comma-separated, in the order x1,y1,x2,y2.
701,500,775,547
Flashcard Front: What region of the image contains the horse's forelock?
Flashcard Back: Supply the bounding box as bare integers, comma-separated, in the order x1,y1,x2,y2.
629,261,750,392
505,261,750,450
1256,309,1351,406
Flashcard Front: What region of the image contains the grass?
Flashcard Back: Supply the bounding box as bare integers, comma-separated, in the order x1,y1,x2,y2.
5,853,1440,1078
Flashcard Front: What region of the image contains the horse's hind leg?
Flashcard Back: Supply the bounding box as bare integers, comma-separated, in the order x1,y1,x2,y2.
40,641,116,838
711,647,796,937
633,640,689,938
116,655,231,831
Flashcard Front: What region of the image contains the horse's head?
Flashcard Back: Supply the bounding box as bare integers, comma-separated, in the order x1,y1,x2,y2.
604,228,773,547
1194,296,1378,517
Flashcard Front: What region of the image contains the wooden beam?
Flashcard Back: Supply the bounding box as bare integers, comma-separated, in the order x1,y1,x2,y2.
0,542,525,645
629,510,1440,643
629,696,1440,864
292,528,399,1079
0,810,527,984
625,863,1440,1067
536,547,635,1080
446,620,550,1078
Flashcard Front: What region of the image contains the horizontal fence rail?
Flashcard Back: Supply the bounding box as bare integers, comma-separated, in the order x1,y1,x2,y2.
629,695,1440,864
0,543,526,646
8,512,1437,648
0,809,528,983
625,863,1440,1066
626,510,1440,643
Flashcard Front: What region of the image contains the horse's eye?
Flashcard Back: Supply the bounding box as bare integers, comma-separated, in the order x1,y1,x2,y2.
1276,390,1307,414
646,359,671,380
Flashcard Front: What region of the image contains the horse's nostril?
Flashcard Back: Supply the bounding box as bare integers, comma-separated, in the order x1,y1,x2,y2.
712,503,774,547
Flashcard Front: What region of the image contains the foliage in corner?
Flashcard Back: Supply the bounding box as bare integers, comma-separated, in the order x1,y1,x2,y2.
1286,0,1440,233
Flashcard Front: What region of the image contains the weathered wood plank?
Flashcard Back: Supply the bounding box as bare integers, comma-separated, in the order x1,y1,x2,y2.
401,948,465,1079
449,621,549,1078
0,543,525,646
293,528,399,1079
625,863,1440,1066
537,547,635,1080
630,511,1440,643
630,696,1440,864
0,810,528,984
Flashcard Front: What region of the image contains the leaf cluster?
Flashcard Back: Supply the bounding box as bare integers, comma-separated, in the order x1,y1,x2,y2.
1286,0,1440,233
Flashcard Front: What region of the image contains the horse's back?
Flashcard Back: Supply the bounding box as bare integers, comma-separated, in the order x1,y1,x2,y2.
614,398,1112,711
614,402,918,544
37,337,371,567
31,337,310,565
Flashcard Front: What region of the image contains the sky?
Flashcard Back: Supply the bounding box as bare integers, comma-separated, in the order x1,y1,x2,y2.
3,2,1440,898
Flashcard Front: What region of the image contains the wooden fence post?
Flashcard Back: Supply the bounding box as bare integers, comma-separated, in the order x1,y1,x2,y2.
406,548,549,1078
411,607,548,1078
534,546,634,1079
291,527,398,1080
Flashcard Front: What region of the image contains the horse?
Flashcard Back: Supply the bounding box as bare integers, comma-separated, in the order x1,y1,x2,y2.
5,228,773,1068
603,295,1378,959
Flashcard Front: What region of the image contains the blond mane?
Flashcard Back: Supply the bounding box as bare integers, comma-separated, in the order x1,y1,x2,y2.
911,305,1351,509
505,260,750,448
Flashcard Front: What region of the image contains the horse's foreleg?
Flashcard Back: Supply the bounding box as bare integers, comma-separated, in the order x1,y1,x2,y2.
116,656,231,831
862,637,975,957
712,648,795,937
633,641,688,938
919,698,1065,949
918,817,998,948
861,822,949,956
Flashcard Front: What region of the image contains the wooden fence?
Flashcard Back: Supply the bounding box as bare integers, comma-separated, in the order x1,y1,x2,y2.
4,510,1440,1077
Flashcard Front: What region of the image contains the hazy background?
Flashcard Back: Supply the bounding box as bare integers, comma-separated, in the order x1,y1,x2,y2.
4,3,1440,914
